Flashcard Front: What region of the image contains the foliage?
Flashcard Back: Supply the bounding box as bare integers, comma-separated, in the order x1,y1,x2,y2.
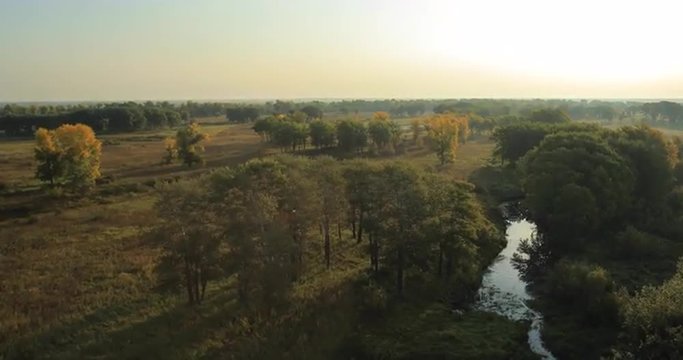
519,132,634,251
336,119,367,154
34,124,102,188
309,119,336,148
528,108,571,124
368,114,401,152
165,122,209,167
617,260,683,359
425,114,466,165
155,179,223,305
608,125,678,219
545,260,619,325
226,106,260,123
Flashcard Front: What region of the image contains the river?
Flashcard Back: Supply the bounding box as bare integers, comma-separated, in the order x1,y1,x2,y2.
474,213,556,359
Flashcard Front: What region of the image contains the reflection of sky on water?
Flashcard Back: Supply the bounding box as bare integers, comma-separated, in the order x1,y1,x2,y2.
474,219,555,360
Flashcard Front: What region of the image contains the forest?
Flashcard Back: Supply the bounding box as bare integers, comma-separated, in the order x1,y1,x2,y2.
3,99,683,359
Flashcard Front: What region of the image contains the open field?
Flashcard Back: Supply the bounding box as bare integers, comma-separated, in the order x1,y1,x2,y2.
0,121,264,189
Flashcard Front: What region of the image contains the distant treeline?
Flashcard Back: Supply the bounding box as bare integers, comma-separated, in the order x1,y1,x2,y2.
0,103,185,136
3,99,683,136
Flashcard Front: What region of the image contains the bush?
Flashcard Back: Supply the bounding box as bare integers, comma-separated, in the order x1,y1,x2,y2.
546,260,619,325
617,260,683,358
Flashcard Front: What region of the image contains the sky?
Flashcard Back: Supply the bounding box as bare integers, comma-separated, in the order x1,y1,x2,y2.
1,0,682,101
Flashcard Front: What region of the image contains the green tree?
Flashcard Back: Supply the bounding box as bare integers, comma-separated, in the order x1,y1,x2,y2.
608,125,678,218
156,179,223,305
165,122,209,167
311,157,347,268
301,105,323,120
336,119,367,154
309,120,336,149
529,108,571,123
520,132,634,252
208,159,294,308
368,118,393,150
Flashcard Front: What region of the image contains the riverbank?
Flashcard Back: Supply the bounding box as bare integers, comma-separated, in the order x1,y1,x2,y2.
344,178,539,359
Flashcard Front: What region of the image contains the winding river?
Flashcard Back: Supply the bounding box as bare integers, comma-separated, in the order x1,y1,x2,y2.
474,210,556,359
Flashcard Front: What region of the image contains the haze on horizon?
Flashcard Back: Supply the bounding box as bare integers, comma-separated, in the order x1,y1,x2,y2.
1,0,682,102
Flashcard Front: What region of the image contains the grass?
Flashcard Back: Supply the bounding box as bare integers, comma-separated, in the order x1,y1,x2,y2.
0,122,523,358
349,303,537,360
0,122,264,189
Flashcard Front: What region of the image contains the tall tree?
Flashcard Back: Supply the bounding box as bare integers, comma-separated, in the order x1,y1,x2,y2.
156,179,222,305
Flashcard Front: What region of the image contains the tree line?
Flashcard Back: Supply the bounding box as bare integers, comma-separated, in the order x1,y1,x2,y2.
1,103,184,136
252,112,471,164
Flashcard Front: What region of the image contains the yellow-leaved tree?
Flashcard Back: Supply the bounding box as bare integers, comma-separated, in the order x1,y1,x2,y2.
425,114,468,165
34,124,102,188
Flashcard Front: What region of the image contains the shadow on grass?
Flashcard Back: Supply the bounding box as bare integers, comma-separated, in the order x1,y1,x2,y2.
3,283,240,360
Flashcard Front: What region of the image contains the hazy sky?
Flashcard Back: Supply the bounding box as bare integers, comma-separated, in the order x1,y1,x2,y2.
1,0,682,101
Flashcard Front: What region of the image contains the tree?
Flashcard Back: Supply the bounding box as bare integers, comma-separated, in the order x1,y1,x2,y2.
368,118,393,150
372,163,426,297
226,106,260,123
336,119,367,154
309,120,336,149
34,124,102,188
271,120,308,151
156,179,223,305
529,108,571,124
492,123,550,165
253,117,276,141
311,157,347,268
410,118,423,144
520,132,635,252
608,125,678,218
34,128,63,186
301,105,323,120
618,260,683,358
208,159,294,308
425,114,462,165
165,122,209,167
424,177,483,280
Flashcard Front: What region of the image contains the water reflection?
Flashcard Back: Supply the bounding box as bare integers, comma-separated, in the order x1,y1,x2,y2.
474,217,555,359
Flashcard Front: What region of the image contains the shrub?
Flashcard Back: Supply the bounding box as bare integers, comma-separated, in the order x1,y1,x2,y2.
546,260,619,325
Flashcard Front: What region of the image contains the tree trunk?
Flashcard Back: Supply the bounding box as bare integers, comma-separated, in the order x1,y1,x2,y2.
351,215,356,238
373,235,379,274
337,222,342,241
396,247,404,298
446,253,453,278
185,260,194,305
438,245,444,278
324,217,331,269
357,211,364,243
194,266,201,304
200,268,208,301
